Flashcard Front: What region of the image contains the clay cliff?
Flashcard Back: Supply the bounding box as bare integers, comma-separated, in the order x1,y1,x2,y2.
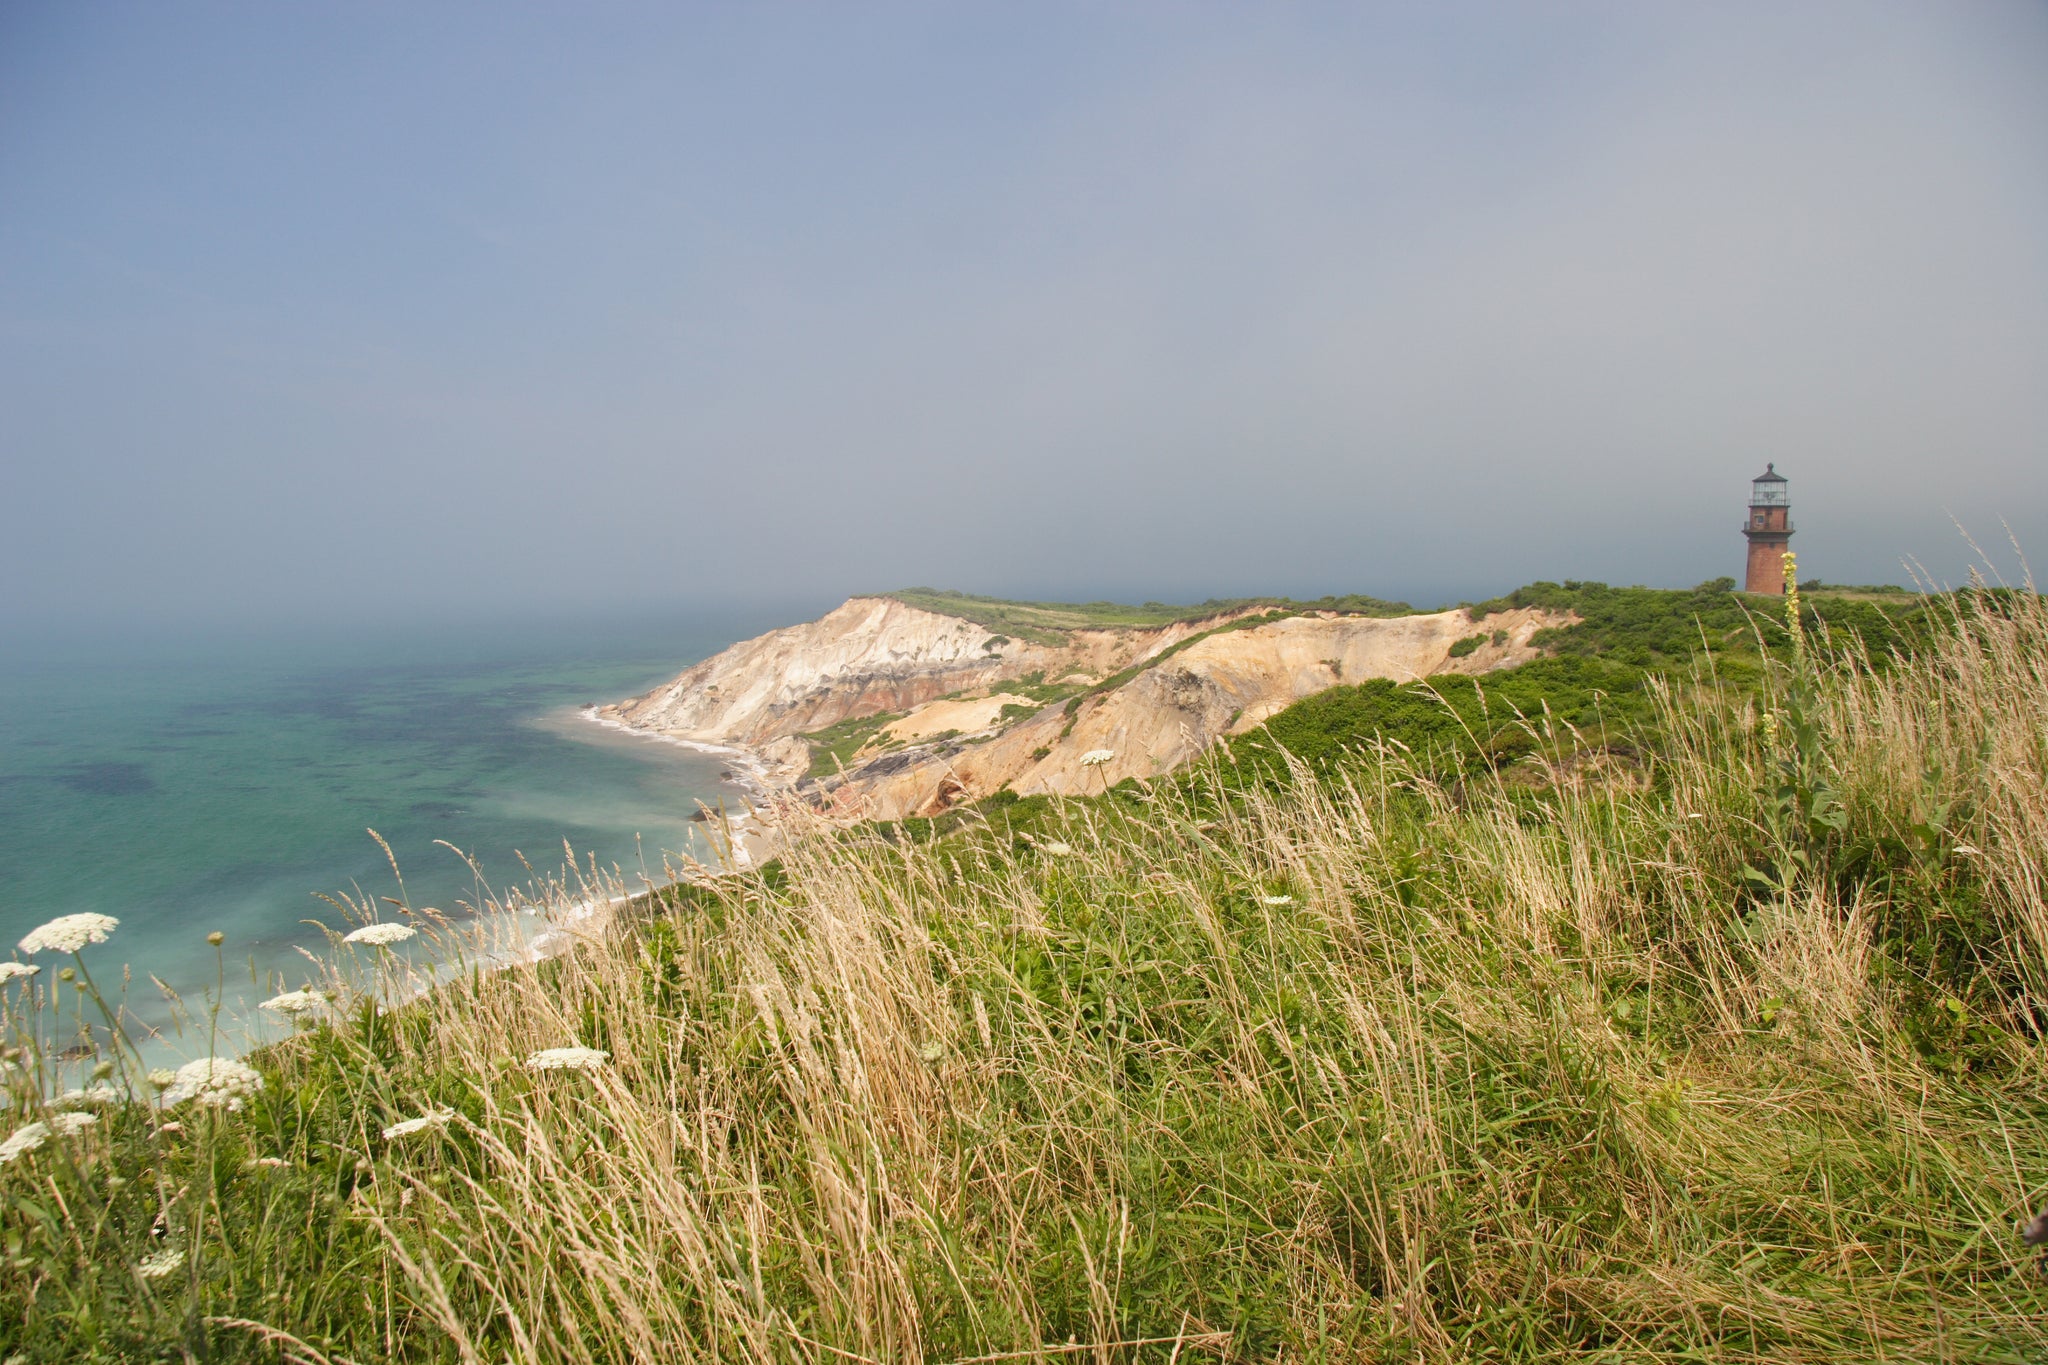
602,595,1571,821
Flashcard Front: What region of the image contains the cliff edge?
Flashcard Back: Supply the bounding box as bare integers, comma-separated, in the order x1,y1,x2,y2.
601,593,1570,821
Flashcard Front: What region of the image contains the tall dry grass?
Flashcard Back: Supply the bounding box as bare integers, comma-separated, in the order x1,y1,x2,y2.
4,588,2047,1362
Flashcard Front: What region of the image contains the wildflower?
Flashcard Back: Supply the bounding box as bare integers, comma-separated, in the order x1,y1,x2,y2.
244,1156,292,1169
1,1123,51,1164
206,931,224,946
161,1057,264,1111
18,913,119,955
344,923,416,947
1782,551,1803,650
381,1110,454,1140
59,1084,124,1107
1260,894,1294,906
524,1046,609,1072
0,1112,96,1163
136,1245,186,1280
146,1068,178,1090
260,989,326,1016
1040,841,1073,857
1078,749,1116,767
0,962,38,984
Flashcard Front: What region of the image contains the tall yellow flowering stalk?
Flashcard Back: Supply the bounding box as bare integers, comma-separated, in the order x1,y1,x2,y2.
1782,549,1803,658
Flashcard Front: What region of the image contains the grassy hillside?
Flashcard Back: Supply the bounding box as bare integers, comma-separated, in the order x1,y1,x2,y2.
882,589,1415,646
7,581,2047,1363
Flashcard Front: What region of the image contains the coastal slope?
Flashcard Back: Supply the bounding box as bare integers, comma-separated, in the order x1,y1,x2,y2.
602,594,1569,820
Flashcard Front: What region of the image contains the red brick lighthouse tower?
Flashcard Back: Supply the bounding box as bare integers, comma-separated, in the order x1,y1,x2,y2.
1742,463,1793,594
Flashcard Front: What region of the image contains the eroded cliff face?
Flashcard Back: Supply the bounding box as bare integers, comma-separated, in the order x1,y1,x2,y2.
599,596,1246,775
823,606,1565,819
607,596,1574,822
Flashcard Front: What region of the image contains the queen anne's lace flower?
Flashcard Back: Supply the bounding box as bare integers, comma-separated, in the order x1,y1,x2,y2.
525,1047,609,1072
59,1084,124,1107
161,1057,264,1111
1078,749,1116,767
0,961,39,984
381,1110,454,1140
344,923,416,947
1039,841,1073,857
1259,894,1294,906
0,1112,96,1163
137,1245,186,1280
1,1122,53,1164
146,1068,178,1089
261,989,326,1015
18,913,119,955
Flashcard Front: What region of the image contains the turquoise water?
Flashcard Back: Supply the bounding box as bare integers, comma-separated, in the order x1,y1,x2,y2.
0,612,764,1060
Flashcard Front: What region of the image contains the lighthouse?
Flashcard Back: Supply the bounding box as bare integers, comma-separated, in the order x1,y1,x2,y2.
1742,464,1793,594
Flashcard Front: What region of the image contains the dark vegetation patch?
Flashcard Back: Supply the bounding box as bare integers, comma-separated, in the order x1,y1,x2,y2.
54,761,158,797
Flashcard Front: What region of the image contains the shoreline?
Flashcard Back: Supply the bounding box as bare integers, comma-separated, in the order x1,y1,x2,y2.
575,706,775,800
572,706,782,870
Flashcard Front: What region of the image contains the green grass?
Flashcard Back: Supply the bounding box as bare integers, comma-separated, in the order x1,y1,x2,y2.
1471,576,1929,671
6,585,2046,1363
1000,670,1093,704
800,710,906,778
883,589,1414,646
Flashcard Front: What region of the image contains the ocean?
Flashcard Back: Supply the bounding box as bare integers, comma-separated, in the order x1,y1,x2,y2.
0,609,770,1063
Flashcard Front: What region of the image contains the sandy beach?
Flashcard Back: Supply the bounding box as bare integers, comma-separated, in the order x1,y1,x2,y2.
570,705,782,870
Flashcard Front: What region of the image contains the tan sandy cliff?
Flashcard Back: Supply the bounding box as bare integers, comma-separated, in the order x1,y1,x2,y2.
601,596,1570,824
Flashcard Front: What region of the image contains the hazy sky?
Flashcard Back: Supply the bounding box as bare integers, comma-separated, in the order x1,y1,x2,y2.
4,2,2045,628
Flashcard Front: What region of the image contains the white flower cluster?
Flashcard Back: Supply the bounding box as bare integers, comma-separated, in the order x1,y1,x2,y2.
59,1084,124,1107
1078,749,1116,767
381,1109,455,1140
1039,841,1074,857
137,1245,186,1280
344,923,416,947
260,989,326,1015
0,961,39,984
146,1068,179,1090
161,1057,265,1111
0,1112,97,1164
18,913,119,955
525,1047,609,1072
1259,894,1294,906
